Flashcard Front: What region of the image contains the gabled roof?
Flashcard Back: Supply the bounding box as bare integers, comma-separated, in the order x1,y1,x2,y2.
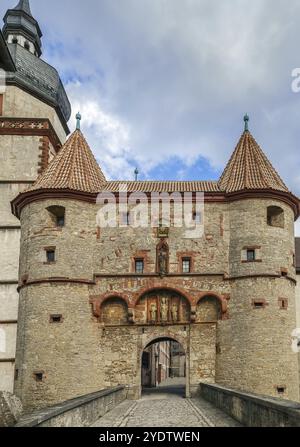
28,129,107,193
218,130,288,193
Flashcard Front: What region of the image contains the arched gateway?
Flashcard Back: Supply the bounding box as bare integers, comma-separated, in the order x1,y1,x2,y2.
141,336,187,398
89,287,223,399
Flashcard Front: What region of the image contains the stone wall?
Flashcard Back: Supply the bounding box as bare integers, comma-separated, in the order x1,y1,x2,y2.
200,383,300,427
3,86,66,143
296,273,300,395
14,195,300,409
0,84,68,393
16,387,126,428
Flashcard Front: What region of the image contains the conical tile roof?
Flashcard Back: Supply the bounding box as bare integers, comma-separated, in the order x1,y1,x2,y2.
218,130,288,193
29,129,106,193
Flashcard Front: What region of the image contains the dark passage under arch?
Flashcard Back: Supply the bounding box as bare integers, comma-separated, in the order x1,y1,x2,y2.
141,337,186,398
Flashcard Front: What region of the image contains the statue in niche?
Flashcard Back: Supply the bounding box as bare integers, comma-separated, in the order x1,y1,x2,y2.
160,297,169,322
158,247,168,276
171,302,178,322
150,302,157,322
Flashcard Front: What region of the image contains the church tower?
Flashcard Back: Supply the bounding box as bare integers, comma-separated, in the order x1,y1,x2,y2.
0,0,71,393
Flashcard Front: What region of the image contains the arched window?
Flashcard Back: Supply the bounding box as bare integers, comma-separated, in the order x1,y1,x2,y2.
47,206,66,228
267,206,284,228
24,41,30,51
12,36,18,44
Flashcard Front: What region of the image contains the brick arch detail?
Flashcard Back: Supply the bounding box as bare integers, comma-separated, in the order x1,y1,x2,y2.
134,286,193,307
197,292,228,316
90,293,130,318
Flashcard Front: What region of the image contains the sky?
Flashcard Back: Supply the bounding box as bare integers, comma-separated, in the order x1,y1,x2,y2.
2,0,300,232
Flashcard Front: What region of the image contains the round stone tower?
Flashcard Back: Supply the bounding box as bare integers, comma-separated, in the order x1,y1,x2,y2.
216,121,300,401
12,125,107,410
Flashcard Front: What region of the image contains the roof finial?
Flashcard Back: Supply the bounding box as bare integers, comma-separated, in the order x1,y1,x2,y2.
244,113,249,132
134,168,139,181
76,112,82,131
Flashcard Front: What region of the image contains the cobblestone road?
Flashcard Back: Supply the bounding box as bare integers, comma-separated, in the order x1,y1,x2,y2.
92,381,241,427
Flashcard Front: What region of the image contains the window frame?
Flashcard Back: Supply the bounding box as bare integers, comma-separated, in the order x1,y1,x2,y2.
135,258,144,274
182,257,191,274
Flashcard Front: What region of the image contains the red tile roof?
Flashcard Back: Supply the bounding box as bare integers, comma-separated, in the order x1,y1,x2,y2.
218,131,288,193
29,130,107,193
102,181,220,193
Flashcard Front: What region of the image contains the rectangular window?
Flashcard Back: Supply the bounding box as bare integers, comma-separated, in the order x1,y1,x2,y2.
135,259,144,274
193,212,201,224
182,258,191,273
46,250,55,263
252,300,266,309
56,215,65,227
276,386,286,394
34,372,44,382
279,299,288,310
247,249,255,262
50,314,63,323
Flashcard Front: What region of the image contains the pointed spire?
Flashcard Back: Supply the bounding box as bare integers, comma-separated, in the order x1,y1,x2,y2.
13,0,32,16
219,127,288,193
3,0,42,57
29,130,107,193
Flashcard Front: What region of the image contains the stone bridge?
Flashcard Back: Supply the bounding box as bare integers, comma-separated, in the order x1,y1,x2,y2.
11,380,300,428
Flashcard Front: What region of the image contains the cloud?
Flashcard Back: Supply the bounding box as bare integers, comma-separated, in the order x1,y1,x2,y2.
2,0,300,235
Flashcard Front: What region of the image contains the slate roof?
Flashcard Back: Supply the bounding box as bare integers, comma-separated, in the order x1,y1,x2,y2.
13,0,32,16
218,130,288,193
28,130,107,193
0,29,15,70
6,43,71,126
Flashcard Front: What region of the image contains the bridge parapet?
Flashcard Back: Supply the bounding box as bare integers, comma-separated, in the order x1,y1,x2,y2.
15,386,127,427
200,383,300,427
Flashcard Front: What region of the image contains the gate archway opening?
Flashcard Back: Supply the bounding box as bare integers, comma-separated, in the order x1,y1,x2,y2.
141,337,187,398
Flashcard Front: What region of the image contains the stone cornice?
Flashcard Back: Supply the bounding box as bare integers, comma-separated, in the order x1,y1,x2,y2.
17,277,95,292
0,117,63,149
11,186,300,220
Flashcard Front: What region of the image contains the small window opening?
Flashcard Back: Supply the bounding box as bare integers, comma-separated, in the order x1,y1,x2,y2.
50,314,63,323
182,258,191,273
24,41,30,51
276,386,286,394
253,300,265,309
47,206,65,228
279,299,288,310
34,372,44,382
247,249,256,262
46,250,55,263
135,259,144,274
267,206,284,228
12,36,18,44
